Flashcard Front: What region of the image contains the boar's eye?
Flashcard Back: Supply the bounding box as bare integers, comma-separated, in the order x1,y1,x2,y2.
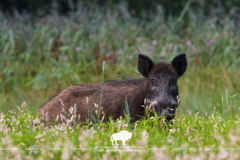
151,80,156,86
170,79,177,86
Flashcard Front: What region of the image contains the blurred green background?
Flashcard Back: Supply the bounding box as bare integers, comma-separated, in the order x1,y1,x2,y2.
0,0,239,114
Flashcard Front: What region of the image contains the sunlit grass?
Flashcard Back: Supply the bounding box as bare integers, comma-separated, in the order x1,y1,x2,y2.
0,102,240,159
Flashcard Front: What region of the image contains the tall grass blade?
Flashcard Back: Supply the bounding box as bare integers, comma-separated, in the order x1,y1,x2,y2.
91,83,97,103
226,89,228,119
90,110,97,130
222,89,238,121
86,97,89,124
124,96,131,131
228,93,238,100
98,61,105,123
74,103,77,127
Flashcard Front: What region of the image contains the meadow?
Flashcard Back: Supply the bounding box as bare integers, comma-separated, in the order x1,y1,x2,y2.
0,5,240,159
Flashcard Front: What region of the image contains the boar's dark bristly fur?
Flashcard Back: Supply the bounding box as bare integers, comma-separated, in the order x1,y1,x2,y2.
38,53,187,124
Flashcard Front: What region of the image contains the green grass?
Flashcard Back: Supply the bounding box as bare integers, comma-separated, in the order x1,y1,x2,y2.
0,5,240,159
0,105,240,159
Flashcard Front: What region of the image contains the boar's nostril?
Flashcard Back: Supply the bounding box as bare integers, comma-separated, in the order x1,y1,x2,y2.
163,109,170,115
159,108,176,118
159,109,170,116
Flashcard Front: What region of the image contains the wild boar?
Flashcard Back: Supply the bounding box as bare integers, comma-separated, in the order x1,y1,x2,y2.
38,53,187,124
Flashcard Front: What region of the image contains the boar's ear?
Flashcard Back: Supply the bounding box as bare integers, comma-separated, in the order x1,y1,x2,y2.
171,53,187,77
138,54,154,77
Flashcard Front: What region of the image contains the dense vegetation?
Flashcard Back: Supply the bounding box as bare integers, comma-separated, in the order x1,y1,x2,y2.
0,2,240,159
1,0,240,20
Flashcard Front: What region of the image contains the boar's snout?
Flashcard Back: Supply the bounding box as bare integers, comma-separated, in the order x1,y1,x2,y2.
159,95,180,120
148,98,179,121
158,104,177,121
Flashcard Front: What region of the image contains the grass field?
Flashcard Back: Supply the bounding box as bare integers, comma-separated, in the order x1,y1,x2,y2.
0,6,240,159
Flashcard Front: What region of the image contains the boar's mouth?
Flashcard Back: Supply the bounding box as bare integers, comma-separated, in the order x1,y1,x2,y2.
144,99,178,121
155,102,178,121
158,108,176,121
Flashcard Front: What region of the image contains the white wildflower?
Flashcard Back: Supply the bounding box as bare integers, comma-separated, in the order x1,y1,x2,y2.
188,136,197,142
195,112,200,119
22,101,27,108
69,107,73,115
60,113,66,121
94,103,98,108
35,134,45,139
169,129,176,134
212,114,214,119
185,126,190,135
67,115,74,123
59,99,65,108
8,110,13,114
33,118,40,125
166,136,172,143
218,116,222,122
